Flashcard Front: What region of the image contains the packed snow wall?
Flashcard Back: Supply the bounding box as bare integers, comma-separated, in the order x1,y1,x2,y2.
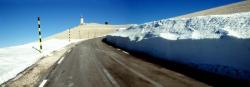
105,12,250,81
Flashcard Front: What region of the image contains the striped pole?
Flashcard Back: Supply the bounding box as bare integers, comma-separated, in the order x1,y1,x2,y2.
38,17,43,53
68,28,71,42
94,31,96,38
79,28,81,39
88,31,89,38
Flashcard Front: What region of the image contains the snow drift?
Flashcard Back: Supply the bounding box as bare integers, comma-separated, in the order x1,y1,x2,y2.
0,39,79,84
106,12,250,80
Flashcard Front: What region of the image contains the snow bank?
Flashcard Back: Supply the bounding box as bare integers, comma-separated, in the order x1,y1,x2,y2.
106,12,250,80
0,39,79,84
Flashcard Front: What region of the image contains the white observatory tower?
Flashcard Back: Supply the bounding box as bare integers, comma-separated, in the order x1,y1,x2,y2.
80,16,84,25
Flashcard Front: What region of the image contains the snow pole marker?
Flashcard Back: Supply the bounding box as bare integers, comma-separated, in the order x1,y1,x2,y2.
88,30,89,38
68,28,71,42
79,28,81,39
38,17,43,53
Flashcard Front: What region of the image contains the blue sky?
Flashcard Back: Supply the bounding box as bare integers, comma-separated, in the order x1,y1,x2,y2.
0,0,241,47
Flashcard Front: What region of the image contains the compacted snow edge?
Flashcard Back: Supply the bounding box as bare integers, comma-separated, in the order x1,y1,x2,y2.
106,12,250,80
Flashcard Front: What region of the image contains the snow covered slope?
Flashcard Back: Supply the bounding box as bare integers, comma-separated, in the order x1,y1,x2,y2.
0,39,77,84
106,12,250,80
175,0,250,18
